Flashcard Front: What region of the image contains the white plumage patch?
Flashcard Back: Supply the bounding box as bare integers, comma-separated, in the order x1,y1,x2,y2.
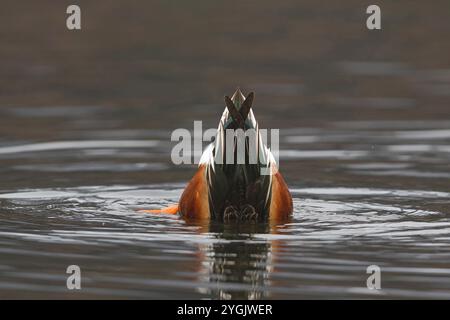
199,101,277,208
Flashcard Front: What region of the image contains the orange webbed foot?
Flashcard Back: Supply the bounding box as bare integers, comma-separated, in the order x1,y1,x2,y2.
137,204,179,215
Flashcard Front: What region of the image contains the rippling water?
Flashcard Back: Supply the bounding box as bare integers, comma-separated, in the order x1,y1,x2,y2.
1,0,450,299
0,113,449,299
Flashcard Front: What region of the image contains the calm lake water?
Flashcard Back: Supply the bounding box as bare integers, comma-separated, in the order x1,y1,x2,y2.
0,1,449,299
0,110,449,299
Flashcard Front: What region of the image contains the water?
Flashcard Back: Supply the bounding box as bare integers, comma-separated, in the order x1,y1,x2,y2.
1,1,450,299
0,116,449,299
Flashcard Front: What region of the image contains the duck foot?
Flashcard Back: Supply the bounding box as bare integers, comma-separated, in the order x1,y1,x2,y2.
223,204,258,222
240,204,258,221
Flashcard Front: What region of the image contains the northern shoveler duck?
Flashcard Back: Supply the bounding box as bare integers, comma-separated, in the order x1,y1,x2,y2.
140,89,293,222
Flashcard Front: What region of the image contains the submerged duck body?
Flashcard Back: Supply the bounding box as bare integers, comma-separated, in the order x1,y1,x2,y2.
141,89,293,222
179,89,292,222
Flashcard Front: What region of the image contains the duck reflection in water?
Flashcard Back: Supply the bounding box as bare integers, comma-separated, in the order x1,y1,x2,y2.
191,221,287,300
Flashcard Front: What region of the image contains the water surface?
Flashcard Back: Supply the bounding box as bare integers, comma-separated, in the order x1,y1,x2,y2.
0,0,449,299
0,114,449,299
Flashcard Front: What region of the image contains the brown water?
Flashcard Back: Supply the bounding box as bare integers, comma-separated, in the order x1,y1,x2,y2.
0,1,449,299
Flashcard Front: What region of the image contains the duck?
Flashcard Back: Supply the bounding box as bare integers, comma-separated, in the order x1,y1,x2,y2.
140,89,293,222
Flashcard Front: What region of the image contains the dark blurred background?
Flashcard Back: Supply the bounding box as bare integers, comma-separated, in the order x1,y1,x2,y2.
1,0,449,136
